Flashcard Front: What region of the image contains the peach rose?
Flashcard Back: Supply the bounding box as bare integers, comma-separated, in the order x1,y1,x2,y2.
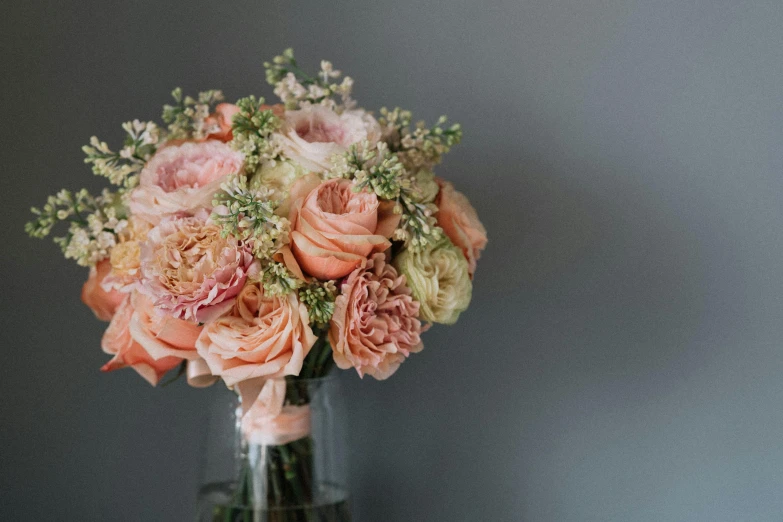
128,141,244,223
435,179,487,278
204,103,240,142
196,282,316,386
277,105,381,172
289,178,400,280
102,217,153,292
128,292,202,361
329,253,424,379
100,296,181,385
137,211,259,323
81,259,125,321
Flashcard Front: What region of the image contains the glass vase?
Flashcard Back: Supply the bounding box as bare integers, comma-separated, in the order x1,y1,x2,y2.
196,375,350,521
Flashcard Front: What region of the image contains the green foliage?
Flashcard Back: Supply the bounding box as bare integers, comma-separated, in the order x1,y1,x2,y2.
299,281,337,327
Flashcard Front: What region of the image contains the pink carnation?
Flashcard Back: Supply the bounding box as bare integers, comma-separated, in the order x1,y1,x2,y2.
137,211,259,323
435,179,487,278
277,105,381,172
129,140,244,223
328,253,424,380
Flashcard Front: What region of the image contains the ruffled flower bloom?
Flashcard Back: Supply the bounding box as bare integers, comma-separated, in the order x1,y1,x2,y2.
328,253,423,380
102,217,153,292
277,105,381,172
196,282,316,386
137,211,259,323
289,178,400,280
129,141,244,223
393,238,472,325
81,259,125,321
100,296,181,385
435,179,487,278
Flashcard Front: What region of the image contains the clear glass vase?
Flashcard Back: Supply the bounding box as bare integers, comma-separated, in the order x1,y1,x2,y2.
196,375,350,521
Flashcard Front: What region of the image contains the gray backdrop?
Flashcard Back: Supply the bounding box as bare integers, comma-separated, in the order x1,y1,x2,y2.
2,1,782,521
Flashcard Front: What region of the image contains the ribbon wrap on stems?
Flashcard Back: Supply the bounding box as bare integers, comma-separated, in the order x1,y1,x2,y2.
237,378,312,446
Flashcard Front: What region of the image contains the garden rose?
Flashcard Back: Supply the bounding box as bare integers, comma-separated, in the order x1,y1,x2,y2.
204,103,240,142
196,282,316,386
393,237,472,325
129,140,244,223
101,296,181,386
329,253,423,379
248,160,311,217
277,105,381,172
137,211,259,323
128,292,202,361
435,179,487,278
81,259,125,321
102,217,153,292
289,178,400,280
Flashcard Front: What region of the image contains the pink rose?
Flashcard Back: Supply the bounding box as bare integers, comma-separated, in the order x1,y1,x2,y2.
100,296,181,385
435,179,487,278
328,253,424,380
196,282,316,386
81,260,125,321
289,179,400,280
137,211,259,323
128,141,244,223
277,105,381,172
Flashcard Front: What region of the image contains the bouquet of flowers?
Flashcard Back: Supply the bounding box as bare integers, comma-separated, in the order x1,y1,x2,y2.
26,49,487,520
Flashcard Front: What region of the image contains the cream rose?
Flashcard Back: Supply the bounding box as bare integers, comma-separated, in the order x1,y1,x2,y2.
277,105,381,172
329,253,423,380
392,238,472,325
129,140,244,223
248,160,310,217
196,282,316,386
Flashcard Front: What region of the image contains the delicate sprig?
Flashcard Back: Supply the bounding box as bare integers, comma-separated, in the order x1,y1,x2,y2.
264,48,354,109
395,190,443,252
211,175,289,261
82,120,159,187
379,107,462,170
26,188,128,266
299,281,337,326
260,261,302,297
229,95,281,173
332,141,407,200
161,87,225,141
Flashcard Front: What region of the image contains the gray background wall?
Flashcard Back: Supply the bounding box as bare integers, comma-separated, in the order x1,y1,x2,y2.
2,1,782,520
